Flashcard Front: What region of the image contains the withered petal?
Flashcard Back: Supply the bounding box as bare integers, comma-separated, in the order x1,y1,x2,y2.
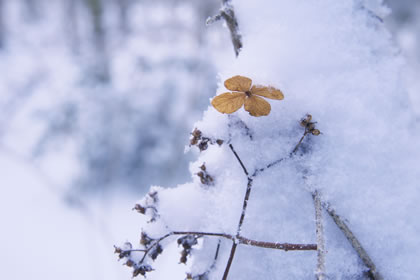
244,95,271,117
251,85,284,100
224,75,252,92
211,92,245,114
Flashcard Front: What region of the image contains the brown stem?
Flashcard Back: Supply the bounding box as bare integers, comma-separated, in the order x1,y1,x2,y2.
252,130,308,177
236,178,253,234
222,242,238,280
125,230,317,255
326,207,384,280
237,236,317,251
223,144,252,279
229,144,249,176
292,131,309,154
126,229,317,271
190,240,222,279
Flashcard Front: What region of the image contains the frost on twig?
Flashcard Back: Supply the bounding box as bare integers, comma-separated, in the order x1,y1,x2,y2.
313,190,326,280
326,206,384,280
206,0,242,56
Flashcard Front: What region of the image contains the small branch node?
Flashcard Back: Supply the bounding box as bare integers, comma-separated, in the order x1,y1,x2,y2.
206,13,222,26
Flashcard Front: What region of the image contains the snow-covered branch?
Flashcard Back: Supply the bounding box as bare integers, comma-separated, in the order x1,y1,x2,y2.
207,0,242,56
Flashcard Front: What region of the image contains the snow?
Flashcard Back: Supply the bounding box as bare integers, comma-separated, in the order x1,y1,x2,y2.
130,0,420,279
1,0,419,279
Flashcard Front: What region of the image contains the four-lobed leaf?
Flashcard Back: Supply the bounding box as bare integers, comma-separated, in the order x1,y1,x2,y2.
211,75,284,117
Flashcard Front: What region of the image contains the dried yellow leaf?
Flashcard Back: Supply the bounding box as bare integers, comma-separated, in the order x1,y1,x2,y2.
224,75,252,92
211,92,246,114
251,85,284,100
211,75,284,117
244,95,271,117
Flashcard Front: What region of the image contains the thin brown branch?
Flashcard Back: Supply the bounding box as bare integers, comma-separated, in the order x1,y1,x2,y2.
236,177,253,234
326,207,384,280
173,231,234,240
122,228,319,279
128,230,318,260
222,243,238,280
229,144,249,176
237,236,317,251
292,131,309,154
223,143,253,280
252,130,309,177
189,240,222,279
252,156,288,177
213,240,221,262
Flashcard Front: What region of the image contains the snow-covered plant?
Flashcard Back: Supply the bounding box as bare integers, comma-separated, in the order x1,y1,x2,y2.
116,0,420,279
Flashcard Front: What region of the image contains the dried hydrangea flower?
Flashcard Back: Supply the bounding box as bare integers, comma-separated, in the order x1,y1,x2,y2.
211,75,284,117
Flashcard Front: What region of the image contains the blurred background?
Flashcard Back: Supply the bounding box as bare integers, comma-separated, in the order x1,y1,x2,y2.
0,0,418,279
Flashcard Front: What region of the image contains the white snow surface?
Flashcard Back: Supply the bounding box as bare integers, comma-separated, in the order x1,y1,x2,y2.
135,0,420,279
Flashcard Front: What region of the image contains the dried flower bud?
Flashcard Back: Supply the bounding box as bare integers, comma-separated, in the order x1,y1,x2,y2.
190,138,199,146
140,232,154,246
132,265,153,277
197,171,205,180
191,128,202,138
125,259,135,267
180,249,188,264
311,129,321,136
307,122,316,131
198,140,208,151
114,246,122,254
133,203,146,214
149,244,163,260
196,163,214,186
177,235,198,249
300,114,312,127
148,191,158,203
199,163,206,171
190,129,202,146
216,139,224,146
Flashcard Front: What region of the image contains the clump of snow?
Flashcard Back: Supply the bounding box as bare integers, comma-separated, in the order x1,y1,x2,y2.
126,0,420,279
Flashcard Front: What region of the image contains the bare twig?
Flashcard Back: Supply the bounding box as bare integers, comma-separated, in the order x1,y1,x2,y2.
236,178,253,234
229,144,249,176
214,240,221,259
326,207,384,280
122,230,316,261
313,191,326,280
237,236,317,251
222,243,238,280
252,129,309,177
292,131,309,154
188,240,222,279
252,156,289,177
224,143,251,279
